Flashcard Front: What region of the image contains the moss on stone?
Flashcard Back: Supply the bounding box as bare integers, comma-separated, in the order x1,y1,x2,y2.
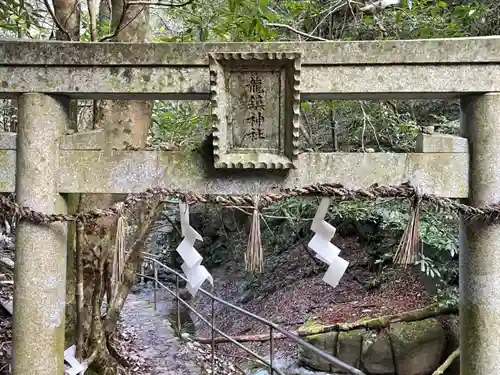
0,150,13,192
390,318,441,345
298,321,326,336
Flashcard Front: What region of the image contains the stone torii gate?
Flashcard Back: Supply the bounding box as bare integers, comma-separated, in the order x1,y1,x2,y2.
0,37,498,375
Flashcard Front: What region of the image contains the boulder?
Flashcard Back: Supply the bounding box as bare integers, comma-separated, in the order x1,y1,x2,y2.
333,330,363,373
298,322,337,372
440,315,460,375
297,318,447,375
361,330,395,375
389,318,446,375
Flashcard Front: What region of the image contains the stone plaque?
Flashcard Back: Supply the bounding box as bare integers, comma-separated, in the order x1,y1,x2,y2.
209,52,301,169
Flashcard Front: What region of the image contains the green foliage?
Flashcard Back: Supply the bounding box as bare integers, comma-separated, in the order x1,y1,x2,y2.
0,0,47,36
433,285,459,309
150,101,210,149
351,0,489,40
300,99,460,152
262,195,459,295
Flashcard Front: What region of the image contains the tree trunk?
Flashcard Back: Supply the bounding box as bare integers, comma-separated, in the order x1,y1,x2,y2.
47,1,153,372
53,0,80,41
51,0,81,348
77,2,153,374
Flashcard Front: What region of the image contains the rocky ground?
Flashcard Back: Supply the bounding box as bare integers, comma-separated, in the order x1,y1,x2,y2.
190,234,431,373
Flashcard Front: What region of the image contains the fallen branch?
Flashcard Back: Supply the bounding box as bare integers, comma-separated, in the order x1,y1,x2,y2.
432,347,459,375
193,303,458,344
126,0,195,6
265,22,328,41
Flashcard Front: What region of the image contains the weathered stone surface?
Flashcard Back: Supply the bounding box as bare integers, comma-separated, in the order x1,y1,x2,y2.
0,132,16,150
210,52,300,169
13,93,68,375
389,319,445,375
302,64,500,100
58,150,467,197
297,319,447,375
2,39,500,100
361,331,395,375
3,65,500,101
416,133,469,153
333,329,364,372
2,38,500,66
298,330,338,372
460,93,500,375
59,130,106,150
56,150,468,196
0,148,469,196
0,66,207,100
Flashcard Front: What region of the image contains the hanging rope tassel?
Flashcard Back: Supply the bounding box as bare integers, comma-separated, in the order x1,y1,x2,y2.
393,194,423,267
245,195,263,273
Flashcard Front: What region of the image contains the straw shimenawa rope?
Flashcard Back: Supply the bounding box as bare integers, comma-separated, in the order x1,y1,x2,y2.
1,182,500,225
245,195,263,274
4,181,498,270
393,194,423,266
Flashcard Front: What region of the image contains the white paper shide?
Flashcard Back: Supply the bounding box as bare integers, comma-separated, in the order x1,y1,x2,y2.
176,201,213,296
307,198,349,288
64,345,87,375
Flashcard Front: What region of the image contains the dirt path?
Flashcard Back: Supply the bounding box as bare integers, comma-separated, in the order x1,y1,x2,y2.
120,286,201,375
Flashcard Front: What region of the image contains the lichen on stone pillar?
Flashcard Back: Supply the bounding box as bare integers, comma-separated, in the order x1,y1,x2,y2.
12,93,69,375
460,93,500,375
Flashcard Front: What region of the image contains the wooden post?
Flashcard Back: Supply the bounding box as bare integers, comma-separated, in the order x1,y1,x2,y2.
12,94,69,375
460,93,500,375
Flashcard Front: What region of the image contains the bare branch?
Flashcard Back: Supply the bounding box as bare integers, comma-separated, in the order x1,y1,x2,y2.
81,349,99,368
360,0,400,12
99,1,146,42
310,0,352,36
432,347,459,375
265,22,328,41
44,0,72,40
87,0,98,41
126,0,195,6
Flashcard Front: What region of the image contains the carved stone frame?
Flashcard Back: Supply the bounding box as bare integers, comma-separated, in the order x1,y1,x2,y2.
209,52,301,169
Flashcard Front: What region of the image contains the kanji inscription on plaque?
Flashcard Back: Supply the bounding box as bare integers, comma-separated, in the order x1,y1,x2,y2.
209,52,301,169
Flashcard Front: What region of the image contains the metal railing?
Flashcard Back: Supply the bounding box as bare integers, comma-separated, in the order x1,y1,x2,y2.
138,254,366,375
